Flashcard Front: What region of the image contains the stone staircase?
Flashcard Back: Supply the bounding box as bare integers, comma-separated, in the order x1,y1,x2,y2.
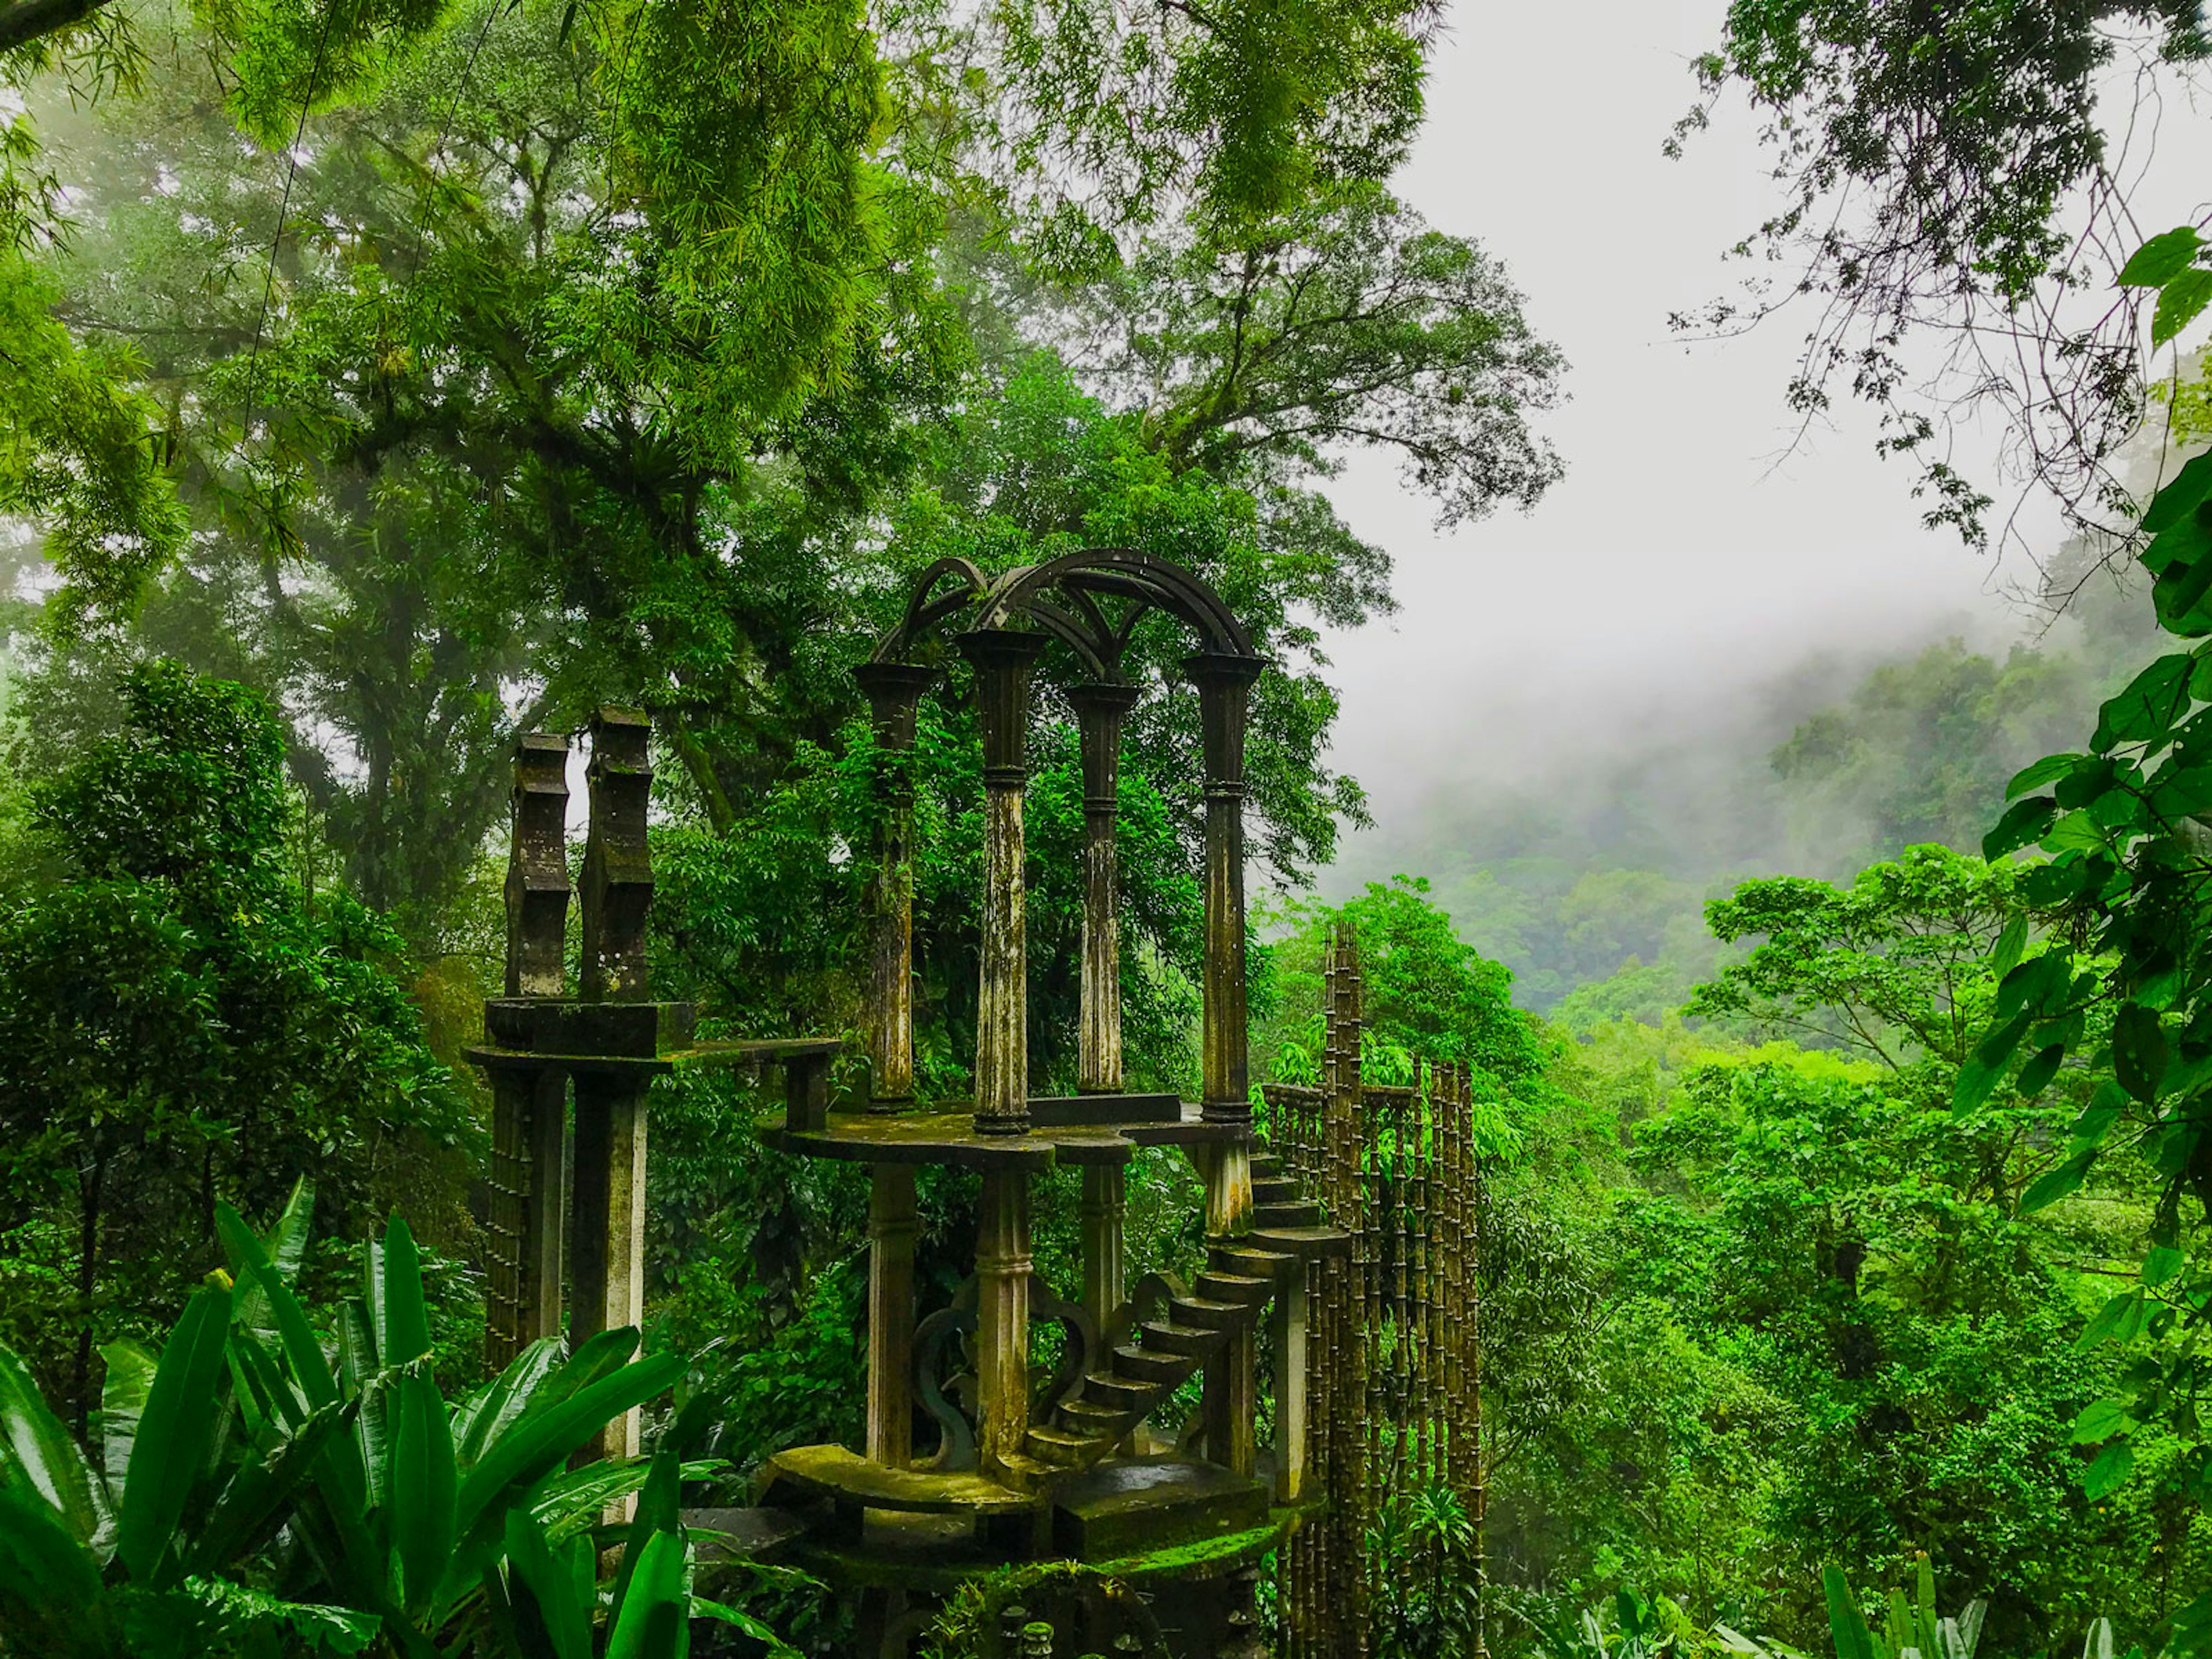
1020,1146,1345,1475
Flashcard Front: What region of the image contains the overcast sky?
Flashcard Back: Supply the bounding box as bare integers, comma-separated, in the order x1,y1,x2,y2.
1313,2,2089,880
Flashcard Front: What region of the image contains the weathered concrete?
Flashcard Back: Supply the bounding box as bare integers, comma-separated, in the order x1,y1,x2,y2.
1185,654,1264,1125
1070,683,1141,1095
855,662,939,1109
960,630,1048,1136
867,1164,919,1470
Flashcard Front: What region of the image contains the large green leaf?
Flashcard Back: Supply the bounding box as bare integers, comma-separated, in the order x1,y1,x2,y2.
2120,226,2201,287
337,1302,388,1510
2092,653,2194,749
100,1339,156,1524
2146,449,2212,534
1822,1567,1876,1659
1954,1011,2033,1116
1982,795,2055,860
453,1348,685,1557
2082,1438,2134,1499
453,1339,565,1472
605,1525,691,1659
2019,1148,2092,1213
388,1374,457,1617
219,1185,315,1350
615,1389,715,1613
502,1505,593,1659
2079,1290,2153,1348
0,1477,108,1654
0,1339,108,1547
2113,1002,2169,1103
380,1215,433,1366
2153,269,2212,348
2071,1398,2133,1444
115,1285,232,1585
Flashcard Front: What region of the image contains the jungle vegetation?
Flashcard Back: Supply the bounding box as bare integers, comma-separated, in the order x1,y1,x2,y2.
0,1,2210,1657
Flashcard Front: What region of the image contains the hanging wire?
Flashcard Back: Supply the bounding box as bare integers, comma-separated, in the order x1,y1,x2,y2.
240,0,341,436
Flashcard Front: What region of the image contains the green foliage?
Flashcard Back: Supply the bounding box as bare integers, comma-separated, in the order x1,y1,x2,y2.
1095,181,1564,531
0,1195,708,1659
1368,1477,1484,1659
1495,848,2207,1654
1259,875,1546,1092
1953,427,2212,1554
0,660,471,1421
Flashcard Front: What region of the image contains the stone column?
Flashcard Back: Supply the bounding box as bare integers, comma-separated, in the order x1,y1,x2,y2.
1078,1165,1126,1336
487,733,570,1369
1069,683,1139,1096
975,1166,1033,1483
866,1165,918,1469
579,709,653,1002
505,732,571,999
959,630,1048,1135
1270,1267,1309,1501
854,662,938,1110
572,709,654,1460
1184,654,1264,1124
1200,1321,1257,1477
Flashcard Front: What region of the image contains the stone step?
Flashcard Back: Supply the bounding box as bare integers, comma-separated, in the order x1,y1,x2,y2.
1250,1151,1283,1178
1058,1397,1134,1437
997,1451,1063,1486
1111,1344,1193,1387
1251,1177,1300,1207
1255,1200,1322,1229
1196,1270,1274,1307
1169,1294,1245,1332
1025,1425,1102,1467
1080,1372,1155,1412
1137,1320,1221,1357
1211,1244,1295,1281
1250,1224,1353,1257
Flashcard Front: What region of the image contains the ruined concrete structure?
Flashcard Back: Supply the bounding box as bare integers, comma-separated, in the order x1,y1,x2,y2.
469,552,1487,1659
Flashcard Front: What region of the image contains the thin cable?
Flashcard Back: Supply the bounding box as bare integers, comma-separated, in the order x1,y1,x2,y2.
403,0,515,281
240,0,341,439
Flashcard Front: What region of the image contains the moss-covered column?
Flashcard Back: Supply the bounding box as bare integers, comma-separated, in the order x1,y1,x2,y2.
854,662,938,1111
960,629,1047,1135
866,1164,918,1469
1185,653,1263,1125
1078,1165,1126,1336
570,1069,647,1460
975,1165,1034,1484
960,629,1044,1487
487,733,570,1370
572,709,653,1461
1271,1267,1309,1500
1070,682,1139,1096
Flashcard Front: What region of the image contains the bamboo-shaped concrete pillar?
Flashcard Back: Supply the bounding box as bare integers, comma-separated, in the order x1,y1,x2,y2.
854,661,935,1471
1070,683,1139,1095
959,628,1045,1484
961,630,1047,1135
1071,683,1139,1343
866,1165,918,1469
572,708,653,1459
1187,652,1263,1125
854,661,938,1110
487,733,570,1368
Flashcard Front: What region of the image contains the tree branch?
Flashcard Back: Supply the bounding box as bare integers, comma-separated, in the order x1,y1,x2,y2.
0,0,112,55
